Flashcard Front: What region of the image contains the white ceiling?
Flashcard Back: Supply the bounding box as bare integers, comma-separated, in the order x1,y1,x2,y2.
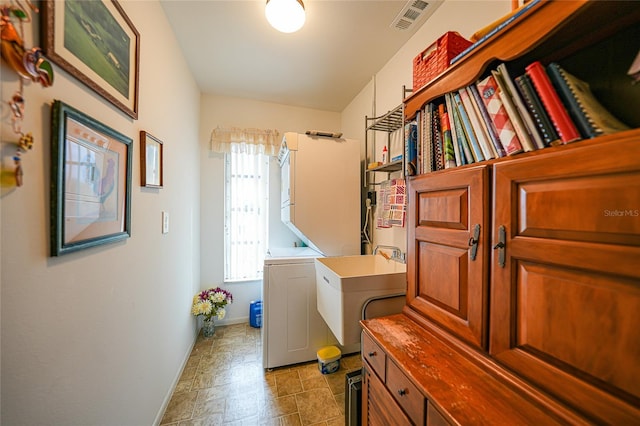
160,0,441,112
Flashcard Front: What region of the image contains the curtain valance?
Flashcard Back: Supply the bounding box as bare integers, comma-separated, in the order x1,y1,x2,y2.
210,127,281,156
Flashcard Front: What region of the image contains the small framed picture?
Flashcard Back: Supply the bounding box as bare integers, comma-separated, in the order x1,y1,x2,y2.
140,131,163,188
50,100,132,256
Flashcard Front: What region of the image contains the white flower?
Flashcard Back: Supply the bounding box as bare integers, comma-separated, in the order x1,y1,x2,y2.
191,300,213,316
211,292,225,303
216,308,226,320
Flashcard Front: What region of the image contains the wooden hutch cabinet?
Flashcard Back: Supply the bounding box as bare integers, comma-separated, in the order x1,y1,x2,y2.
361,1,640,425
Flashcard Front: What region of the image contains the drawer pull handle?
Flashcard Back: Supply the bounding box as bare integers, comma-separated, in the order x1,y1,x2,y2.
368,351,377,357
397,388,407,396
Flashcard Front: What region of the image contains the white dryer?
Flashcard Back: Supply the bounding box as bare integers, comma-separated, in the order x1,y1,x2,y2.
262,247,337,369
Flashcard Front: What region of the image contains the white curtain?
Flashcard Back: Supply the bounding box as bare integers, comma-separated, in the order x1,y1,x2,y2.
223,141,270,282
211,127,280,156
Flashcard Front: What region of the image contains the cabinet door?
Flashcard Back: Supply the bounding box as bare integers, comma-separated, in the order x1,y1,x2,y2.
490,133,640,424
407,165,490,350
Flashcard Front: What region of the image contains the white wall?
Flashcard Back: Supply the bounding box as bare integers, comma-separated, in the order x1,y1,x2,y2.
199,95,340,324
342,0,510,254
0,0,512,424
0,1,201,424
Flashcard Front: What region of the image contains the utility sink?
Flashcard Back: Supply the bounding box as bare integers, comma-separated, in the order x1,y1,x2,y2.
315,255,406,346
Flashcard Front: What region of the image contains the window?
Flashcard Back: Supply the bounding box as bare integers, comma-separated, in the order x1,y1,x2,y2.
224,143,269,281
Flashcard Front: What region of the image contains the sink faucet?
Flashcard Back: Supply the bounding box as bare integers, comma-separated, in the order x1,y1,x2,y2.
374,245,406,263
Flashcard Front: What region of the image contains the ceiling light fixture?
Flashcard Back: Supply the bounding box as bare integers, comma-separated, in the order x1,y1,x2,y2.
265,0,306,33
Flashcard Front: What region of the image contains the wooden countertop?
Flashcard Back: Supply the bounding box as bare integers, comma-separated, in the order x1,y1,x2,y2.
361,314,588,425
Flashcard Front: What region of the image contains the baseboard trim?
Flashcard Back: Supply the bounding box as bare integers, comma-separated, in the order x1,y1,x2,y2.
215,316,249,326
153,326,199,426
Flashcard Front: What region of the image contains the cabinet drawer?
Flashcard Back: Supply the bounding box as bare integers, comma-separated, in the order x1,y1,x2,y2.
362,332,386,381
387,358,425,425
427,403,450,426
366,367,412,426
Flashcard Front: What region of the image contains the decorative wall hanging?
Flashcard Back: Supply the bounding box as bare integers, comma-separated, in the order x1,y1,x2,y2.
376,178,406,228
6,92,32,187
42,0,140,119
50,100,132,256
1,0,54,187
140,131,163,188
1,1,53,85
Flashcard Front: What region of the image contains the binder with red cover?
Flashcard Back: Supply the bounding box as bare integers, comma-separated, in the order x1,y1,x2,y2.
525,61,580,143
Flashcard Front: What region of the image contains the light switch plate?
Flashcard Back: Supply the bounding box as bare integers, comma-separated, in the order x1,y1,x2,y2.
162,211,169,234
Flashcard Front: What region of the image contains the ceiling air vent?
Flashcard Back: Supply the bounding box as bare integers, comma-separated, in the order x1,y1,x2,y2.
391,0,441,31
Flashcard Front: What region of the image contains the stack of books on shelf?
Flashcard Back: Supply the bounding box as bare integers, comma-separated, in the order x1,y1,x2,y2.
405,61,630,176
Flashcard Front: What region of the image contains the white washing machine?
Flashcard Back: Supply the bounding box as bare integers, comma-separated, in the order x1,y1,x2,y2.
262,247,337,369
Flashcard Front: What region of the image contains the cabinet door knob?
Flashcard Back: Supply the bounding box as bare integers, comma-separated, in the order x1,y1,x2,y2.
397,388,407,396
368,351,377,357
469,224,481,261
493,225,506,268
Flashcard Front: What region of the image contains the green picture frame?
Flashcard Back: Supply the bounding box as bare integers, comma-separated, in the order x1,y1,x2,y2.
42,0,140,119
50,100,132,256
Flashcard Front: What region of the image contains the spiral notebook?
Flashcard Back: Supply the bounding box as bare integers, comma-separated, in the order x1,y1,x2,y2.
547,63,630,138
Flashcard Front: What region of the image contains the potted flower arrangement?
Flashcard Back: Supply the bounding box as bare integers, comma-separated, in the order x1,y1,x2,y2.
191,286,233,337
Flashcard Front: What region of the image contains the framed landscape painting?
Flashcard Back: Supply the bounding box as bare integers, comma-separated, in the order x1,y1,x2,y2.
42,0,140,119
50,100,132,256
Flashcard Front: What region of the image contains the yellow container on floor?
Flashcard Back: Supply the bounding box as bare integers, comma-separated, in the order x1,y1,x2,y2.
317,346,341,374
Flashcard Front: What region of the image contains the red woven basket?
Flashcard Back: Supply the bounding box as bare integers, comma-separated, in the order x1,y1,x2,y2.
413,31,472,90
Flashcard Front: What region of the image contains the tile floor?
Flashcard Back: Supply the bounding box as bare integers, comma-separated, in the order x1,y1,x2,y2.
160,323,362,425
